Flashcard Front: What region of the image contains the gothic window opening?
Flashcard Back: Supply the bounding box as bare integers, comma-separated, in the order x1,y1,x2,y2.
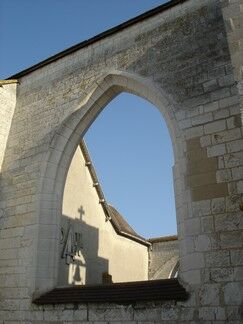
60,93,179,287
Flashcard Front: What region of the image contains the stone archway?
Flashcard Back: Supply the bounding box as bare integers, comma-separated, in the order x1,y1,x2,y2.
35,71,186,293
1,0,243,320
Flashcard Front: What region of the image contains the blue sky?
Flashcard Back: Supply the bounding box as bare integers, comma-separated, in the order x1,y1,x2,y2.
85,94,176,238
0,0,177,237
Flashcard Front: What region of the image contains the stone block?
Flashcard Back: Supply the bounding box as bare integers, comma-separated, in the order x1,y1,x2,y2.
207,144,226,157
208,66,226,79
229,104,240,115
88,307,133,321
43,310,74,321
186,105,204,118
24,310,44,321
191,113,213,126
234,266,243,281
184,218,201,236
231,165,243,180
134,307,161,321
161,306,178,320
0,310,25,321
179,118,192,129
191,183,228,201
211,128,241,145
228,179,240,195
203,79,218,92
187,157,217,175
201,216,214,233
226,194,242,211
192,200,211,217
216,169,232,182
237,180,243,193
205,267,234,283
187,149,207,167
175,110,186,121
195,234,211,252
204,101,219,113
73,309,88,320
198,307,215,320
226,116,239,129
226,306,242,320
211,197,226,214
231,249,243,266
179,307,195,321
219,94,239,108
185,125,204,139
215,212,243,231
200,135,211,147
183,93,211,109
199,284,220,306
187,171,216,188
211,87,231,101
180,237,195,256
215,307,226,320
205,251,230,267
112,322,136,324
227,139,243,153
218,74,235,87
0,249,18,260
224,282,243,305
204,120,226,135
181,253,205,271
220,231,243,248
213,107,230,119
186,137,201,152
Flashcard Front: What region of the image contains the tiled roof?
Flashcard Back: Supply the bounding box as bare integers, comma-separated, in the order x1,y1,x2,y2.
106,204,150,246
33,278,188,304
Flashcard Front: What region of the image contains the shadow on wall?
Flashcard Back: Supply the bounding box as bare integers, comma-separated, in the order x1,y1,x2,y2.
58,206,109,286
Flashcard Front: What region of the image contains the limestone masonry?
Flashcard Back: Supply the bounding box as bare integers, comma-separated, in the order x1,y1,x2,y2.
0,0,243,322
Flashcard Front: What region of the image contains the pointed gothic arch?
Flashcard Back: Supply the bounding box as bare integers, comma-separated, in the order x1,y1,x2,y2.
35,71,186,293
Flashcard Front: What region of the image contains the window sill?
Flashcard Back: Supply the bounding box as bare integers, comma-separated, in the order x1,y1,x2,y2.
33,278,188,304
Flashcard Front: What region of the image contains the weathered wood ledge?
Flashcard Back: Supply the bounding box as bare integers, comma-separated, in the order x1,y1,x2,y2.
33,278,188,304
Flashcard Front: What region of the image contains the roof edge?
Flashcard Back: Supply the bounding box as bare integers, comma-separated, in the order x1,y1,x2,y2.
148,235,178,243
114,228,151,247
7,0,188,80
79,141,150,247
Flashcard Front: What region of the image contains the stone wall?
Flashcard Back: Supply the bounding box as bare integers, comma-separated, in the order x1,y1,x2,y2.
148,237,179,280
0,0,243,322
0,83,17,171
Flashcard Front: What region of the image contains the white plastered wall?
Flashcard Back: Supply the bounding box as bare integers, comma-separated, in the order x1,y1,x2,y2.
61,145,148,285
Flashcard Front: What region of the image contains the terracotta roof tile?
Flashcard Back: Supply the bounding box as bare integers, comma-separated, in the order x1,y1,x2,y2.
106,204,149,245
